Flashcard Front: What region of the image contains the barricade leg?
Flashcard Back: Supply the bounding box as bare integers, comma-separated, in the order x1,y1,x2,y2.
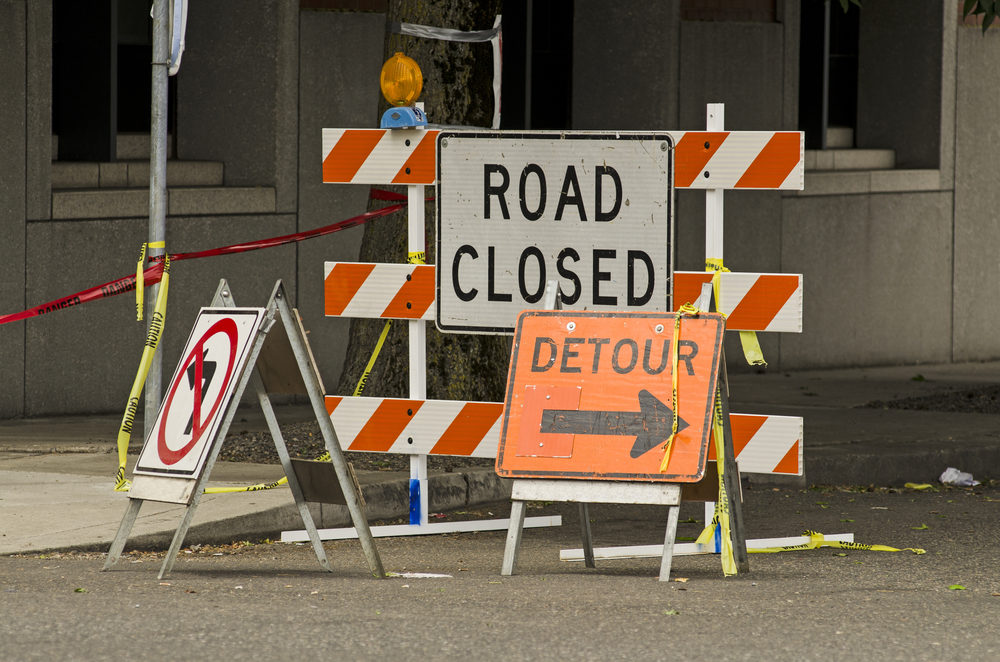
158,498,201,579
102,498,143,570
659,505,680,582
251,372,332,572
579,503,595,568
717,382,750,572
501,499,527,576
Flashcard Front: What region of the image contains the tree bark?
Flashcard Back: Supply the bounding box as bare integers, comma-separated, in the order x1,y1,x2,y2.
336,0,509,402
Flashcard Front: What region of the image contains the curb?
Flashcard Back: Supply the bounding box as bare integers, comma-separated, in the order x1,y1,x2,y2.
113,468,512,550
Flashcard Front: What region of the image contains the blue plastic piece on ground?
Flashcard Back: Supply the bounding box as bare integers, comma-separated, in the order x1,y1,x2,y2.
380,105,428,129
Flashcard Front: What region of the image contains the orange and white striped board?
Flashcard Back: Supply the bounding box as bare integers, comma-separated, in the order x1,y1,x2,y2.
709,413,803,476
671,131,803,190
320,129,803,189
325,394,800,475
325,396,503,457
322,128,440,185
324,262,434,320
325,262,802,333
673,271,802,333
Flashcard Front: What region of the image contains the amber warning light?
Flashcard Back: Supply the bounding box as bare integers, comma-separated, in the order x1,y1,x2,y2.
379,52,427,129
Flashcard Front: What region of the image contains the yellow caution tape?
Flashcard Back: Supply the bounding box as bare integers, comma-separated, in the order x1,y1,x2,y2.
353,319,393,397
205,477,288,494
135,241,165,321
115,251,170,491
659,303,700,473
693,389,739,576
666,298,736,575
749,530,925,555
119,227,410,494
706,258,766,367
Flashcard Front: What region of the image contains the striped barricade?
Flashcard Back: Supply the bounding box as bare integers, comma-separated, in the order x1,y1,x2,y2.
325,396,501,457
672,271,802,333
324,262,435,320
322,129,804,190
670,131,803,190
323,263,804,477
710,414,802,476
324,262,804,333
324,396,801,476
311,122,807,553
322,129,440,185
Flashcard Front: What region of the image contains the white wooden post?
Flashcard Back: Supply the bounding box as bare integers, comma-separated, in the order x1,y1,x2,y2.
408,182,428,526
704,103,725,539
408,105,429,525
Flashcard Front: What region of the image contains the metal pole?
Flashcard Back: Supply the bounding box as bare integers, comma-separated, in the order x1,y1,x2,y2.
145,0,169,440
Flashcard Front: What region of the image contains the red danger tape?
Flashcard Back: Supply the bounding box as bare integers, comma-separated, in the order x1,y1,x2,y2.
0,201,405,326
368,188,435,202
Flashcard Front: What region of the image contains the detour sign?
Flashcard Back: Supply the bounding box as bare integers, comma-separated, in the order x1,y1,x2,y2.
497,310,724,482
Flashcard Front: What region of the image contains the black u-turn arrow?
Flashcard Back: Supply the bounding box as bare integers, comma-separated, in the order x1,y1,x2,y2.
539,389,688,458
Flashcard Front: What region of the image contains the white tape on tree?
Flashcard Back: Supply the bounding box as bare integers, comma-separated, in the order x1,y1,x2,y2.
390,15,503,129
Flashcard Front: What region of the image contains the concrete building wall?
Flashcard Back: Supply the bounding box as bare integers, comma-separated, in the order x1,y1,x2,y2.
953,24,1000,361
295,10,385,395
572,0,680,131
5,3,1000,418
25,1,51,222
780,191,954,368
0,1,29,418
24,214,298,415
856,0,943,169
175,1,290,195
677,20,786,132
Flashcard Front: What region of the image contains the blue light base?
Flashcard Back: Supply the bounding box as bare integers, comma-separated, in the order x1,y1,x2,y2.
380,105,428,129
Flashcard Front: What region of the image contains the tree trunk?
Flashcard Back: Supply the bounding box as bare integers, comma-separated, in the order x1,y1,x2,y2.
336,0,509,402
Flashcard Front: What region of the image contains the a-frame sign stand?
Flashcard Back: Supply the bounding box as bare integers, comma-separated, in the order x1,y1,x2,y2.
103,279,385,579
498,306,749,581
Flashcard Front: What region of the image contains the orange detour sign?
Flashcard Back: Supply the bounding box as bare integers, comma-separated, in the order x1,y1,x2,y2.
497,310,725,482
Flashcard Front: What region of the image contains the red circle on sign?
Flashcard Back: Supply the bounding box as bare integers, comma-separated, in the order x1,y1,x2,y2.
157,317,239,465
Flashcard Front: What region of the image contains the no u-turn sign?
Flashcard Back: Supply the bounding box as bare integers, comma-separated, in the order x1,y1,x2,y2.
436,132,674,334
134,308,264,478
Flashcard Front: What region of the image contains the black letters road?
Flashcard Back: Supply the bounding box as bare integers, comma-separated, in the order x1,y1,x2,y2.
3,484,999,660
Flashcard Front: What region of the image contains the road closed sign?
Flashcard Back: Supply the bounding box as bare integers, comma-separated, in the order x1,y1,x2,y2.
497,310,724,482
436,132,673,334
134,308,265,479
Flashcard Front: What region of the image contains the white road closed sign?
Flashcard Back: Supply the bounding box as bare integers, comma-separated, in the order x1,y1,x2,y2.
134,308,264,478
435,132,673,334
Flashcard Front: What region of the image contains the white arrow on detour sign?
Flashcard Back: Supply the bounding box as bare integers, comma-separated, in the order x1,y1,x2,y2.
134,308,264,479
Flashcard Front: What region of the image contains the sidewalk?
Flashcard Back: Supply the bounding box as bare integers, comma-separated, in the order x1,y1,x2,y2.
2,361,998,555
727,361,1000,486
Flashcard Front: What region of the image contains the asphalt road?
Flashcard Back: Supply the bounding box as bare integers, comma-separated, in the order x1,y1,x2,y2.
2,483,998,661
